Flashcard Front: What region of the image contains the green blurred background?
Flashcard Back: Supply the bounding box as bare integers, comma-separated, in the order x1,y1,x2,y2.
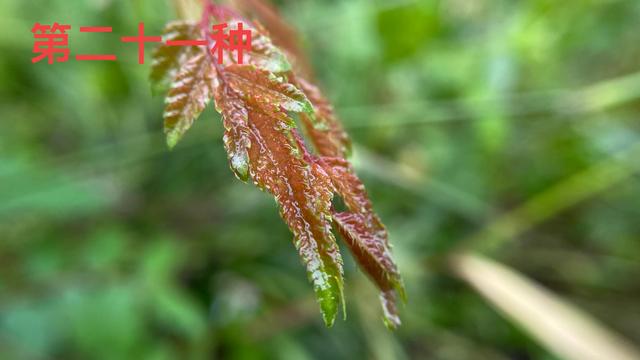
2,0,640,359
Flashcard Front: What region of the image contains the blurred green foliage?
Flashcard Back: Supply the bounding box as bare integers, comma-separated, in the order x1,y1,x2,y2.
1,0,640,359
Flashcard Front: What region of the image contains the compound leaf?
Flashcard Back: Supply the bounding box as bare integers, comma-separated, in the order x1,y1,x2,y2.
154,3,404,327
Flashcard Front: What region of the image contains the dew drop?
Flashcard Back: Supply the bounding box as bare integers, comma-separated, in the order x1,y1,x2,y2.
230,151,249,182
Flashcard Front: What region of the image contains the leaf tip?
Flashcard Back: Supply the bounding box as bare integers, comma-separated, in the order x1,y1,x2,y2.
166,130,181,149
315,275,345,327
319,292,338,327
229,151,250,182
393,278,407,304
380,290,402,330
301,97,314,115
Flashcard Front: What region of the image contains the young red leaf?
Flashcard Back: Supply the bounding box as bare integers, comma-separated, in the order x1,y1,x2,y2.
333,212,403,328
153,2,405,328
163,52,216,148
322,157,405,328
214,67,344,326
224,64,313,115
296,77,352,158
214,76,251,181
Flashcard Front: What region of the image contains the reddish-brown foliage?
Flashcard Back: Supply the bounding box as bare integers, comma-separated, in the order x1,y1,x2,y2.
151,2,404,328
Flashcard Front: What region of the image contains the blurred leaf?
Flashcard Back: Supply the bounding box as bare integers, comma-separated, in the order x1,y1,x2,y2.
150,20,201,95
452,253,640,360
375,3,439,63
